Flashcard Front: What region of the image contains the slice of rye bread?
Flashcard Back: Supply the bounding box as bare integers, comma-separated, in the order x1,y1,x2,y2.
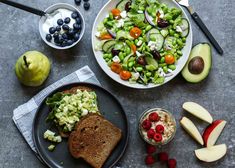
68,114,122,168
59,86,94,138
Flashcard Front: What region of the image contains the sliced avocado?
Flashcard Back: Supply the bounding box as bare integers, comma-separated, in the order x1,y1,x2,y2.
181,43,212,83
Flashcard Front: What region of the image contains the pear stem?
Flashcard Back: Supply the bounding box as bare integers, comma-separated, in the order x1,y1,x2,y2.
23,55,28,67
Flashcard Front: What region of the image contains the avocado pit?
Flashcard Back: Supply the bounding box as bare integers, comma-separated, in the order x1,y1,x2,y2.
188,56,204,74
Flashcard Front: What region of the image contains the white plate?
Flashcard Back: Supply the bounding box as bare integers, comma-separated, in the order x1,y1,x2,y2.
92,0,192,89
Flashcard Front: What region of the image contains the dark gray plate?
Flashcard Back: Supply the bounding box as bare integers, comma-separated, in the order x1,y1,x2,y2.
33,82,129,168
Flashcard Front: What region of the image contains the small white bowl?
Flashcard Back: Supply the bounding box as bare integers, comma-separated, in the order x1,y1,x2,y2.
39,3,85,50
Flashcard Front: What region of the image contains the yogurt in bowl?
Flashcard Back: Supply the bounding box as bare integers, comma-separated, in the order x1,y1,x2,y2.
139,108,176,146
39,3,85,49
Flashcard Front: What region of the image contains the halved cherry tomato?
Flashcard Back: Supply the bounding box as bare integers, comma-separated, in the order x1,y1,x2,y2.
164,54,175,64
120,70,132,80
111,62,122,74
111,8,121,18
130,27,142,39
99,33,113,40
131,44,137,54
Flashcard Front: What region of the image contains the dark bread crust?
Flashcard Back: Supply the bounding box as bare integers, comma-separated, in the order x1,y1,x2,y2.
68,114,122,168
58,86,93,138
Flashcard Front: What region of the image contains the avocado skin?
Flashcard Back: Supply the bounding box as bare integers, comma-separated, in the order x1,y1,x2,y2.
181,43,212,83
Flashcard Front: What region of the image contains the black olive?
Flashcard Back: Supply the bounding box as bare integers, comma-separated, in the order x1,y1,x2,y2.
125,1,132,12
188,56,205,74
157,19,169,28
151,50,161,60
111,48,120,56
137,56,146,65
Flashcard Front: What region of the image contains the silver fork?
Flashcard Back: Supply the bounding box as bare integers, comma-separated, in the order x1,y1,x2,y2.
176,0,223,55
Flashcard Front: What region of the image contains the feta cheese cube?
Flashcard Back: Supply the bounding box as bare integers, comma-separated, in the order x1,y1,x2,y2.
136,40,143,46
95,32,101,37
112,55,120,63
136,51,142,57
116,19,124,28
133,72,140,80
176,26,183,33
120,11,127,18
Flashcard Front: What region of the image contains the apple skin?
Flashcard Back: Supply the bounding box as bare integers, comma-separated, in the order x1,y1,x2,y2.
203,120,227,147
195,144,227,162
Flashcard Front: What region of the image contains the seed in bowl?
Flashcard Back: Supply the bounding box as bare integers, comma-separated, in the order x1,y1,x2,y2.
43,9,82,47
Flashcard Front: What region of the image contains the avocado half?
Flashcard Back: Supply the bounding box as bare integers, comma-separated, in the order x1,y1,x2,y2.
181,43,212,83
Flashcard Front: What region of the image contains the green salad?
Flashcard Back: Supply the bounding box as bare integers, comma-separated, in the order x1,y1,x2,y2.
46,89,99,133
95,0,189,85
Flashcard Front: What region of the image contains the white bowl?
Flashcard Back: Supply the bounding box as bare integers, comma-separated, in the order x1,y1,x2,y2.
39,3,85,50
92,0,192,89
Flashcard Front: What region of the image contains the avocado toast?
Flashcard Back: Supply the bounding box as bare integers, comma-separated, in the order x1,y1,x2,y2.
45,86,99,137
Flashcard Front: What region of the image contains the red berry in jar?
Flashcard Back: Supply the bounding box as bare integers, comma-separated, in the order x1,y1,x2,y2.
142,119,152,130
147,129,155,139
153,133,162,142
168,158,177,168
149,112,160,122
146,145,156,154
155,124,164,134
145,155,155,165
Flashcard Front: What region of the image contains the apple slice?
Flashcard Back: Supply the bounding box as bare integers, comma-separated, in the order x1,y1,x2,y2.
180,117,204,145
182,102,213,124
195,144,227,162
203,120,227,147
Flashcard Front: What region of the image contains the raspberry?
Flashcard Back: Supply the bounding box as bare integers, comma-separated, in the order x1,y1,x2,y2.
155,124,164,134
145,155,155,165
168,158,177,168
149,112,160,122
153,133,162,142
158,152,169,162
142,119,152,130
147,129,155,139
146,145,156,154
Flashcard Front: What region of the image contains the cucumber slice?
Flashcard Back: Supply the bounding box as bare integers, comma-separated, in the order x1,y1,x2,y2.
102,40,116,53
160,29,169,37
179,18,189,37
148,28,160,34
149,33,164,51
145,57,158,68
116,0,130,11
164,36,175,50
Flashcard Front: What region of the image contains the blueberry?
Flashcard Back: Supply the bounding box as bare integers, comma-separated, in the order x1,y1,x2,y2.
68,29,75,36
71,11,79,19
55,26,61,32
58,35,64,43
74,0,81,5
62,24,70,31
73,23,81,30
46,34,52,41
53,32,59,39
67,40,74,46
75,17,81,24
61,41,67,47
62,33,68,39
57,19,64,25
64,17,71,24
83,0,89,2
84,2,90,10
74,33,80,41
49,27,56,34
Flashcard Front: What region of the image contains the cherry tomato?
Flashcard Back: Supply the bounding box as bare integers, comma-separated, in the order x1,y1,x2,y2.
111,8,121,18
130,27,142,39
99,33,113,40
164,54,175,64
120,70,132,80
111,62,122,74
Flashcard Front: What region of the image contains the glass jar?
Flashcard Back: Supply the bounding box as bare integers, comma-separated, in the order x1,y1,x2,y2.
138,108,176,146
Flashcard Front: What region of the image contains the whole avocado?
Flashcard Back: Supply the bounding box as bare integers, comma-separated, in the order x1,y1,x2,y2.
15,51,51,87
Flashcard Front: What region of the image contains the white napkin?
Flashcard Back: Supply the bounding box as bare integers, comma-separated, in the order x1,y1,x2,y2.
12,66,100,161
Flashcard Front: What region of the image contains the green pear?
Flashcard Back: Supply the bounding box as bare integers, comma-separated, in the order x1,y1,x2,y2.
15,51,51,87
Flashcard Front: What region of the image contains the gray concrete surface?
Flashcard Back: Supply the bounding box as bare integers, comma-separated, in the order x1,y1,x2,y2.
0,0,234,167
